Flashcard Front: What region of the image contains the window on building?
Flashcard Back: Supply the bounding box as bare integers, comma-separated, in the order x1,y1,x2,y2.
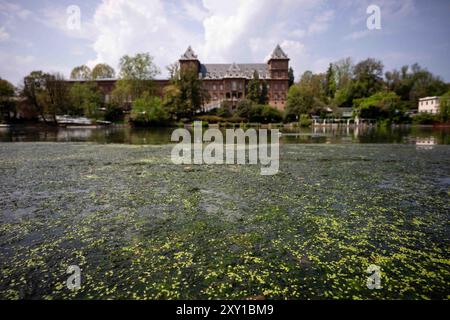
232,81,237,91
213,84,216,90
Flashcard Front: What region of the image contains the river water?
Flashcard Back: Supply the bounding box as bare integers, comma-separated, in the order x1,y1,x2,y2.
1,124,449,145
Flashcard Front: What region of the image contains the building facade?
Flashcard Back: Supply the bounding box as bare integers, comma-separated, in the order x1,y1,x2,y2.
179,45,290,111
70,45,290,112
418,96,440,114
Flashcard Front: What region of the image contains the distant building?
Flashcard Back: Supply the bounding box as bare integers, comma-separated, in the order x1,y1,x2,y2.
68,45,290,111
418,96,440,114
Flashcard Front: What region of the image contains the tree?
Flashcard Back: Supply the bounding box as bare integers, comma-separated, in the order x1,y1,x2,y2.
177,65,209,117
439,91,450,123
284,85,304,121
333,57,353,90
235,99,254,119
247,70,268,104
162,83,181,118
166,62,180,80
353,91,403,122
288,67,295,88
325,63,337,99
130,93,168,125
284,71,327,121
118,52,160,99
70,65,92,80
0,78,16,122
332,58,354,108
352,58,384,99
69,82,102,118
22,71,50,124
260,81,269,104
247,71,261,104
111,80,132,107
43,73,70,121
163,65,209,119
261,105,282,123
385,63,447,109
92,63,115,79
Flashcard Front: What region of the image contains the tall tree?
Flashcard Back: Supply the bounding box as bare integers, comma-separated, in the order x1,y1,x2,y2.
69,82,102,117
260,80,269,104
70,65,92,80
22,71,50,124
333,57,353,90
353,91,403,122
284,71,327,121
288,67,295,88
325,63,337,99
438,91,450,123
177,65,209,117
331,57,355,108
162,64,209,119
91,63,115,79
166,62,180,80
117,52,160,100
0,78,16,122
385,63,447,109
247,70,261,104
42,73,70,122
352,58,384,99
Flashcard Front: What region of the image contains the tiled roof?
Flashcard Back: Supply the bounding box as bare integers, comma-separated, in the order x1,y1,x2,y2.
180,46,198,60
200,63,270,79
270,44,288,59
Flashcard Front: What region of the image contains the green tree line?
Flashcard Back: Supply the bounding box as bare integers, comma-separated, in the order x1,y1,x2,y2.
285,57,450,125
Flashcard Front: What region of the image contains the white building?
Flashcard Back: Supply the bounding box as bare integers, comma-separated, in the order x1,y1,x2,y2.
418,96,440,114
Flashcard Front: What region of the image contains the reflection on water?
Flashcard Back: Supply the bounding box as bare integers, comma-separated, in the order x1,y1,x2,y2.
0,125,449,145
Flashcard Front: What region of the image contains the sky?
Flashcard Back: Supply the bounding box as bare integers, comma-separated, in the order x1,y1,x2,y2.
0,0,449,86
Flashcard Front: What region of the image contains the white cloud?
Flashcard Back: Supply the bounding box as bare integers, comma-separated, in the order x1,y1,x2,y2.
86,0,199,74
0,26,10,41
0,1,31,21
37,5,96,40
307,10,335,35
344,30,371,40
83,0,319,76
182,0,209,22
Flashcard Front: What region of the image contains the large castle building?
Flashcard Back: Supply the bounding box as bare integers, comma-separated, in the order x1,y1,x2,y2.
179,45,290,110
70,45,290,111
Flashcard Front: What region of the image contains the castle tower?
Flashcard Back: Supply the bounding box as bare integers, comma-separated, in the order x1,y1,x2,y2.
179,46,200,77
267,44,289,79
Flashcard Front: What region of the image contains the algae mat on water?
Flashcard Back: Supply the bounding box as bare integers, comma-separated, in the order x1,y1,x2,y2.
0,142,449,299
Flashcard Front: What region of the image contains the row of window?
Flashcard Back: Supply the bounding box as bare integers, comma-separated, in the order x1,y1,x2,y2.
420,109,437,114
419,100,439,106
205,83,287,91
210,92,286,101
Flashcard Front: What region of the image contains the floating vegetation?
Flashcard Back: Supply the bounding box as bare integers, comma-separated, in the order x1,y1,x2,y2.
0,142,449,299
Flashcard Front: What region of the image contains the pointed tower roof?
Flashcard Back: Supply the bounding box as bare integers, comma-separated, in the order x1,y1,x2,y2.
270,44,288,60
180,46,198,60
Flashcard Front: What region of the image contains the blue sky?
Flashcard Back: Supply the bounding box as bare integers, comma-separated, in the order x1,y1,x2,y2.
0,0,449,86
